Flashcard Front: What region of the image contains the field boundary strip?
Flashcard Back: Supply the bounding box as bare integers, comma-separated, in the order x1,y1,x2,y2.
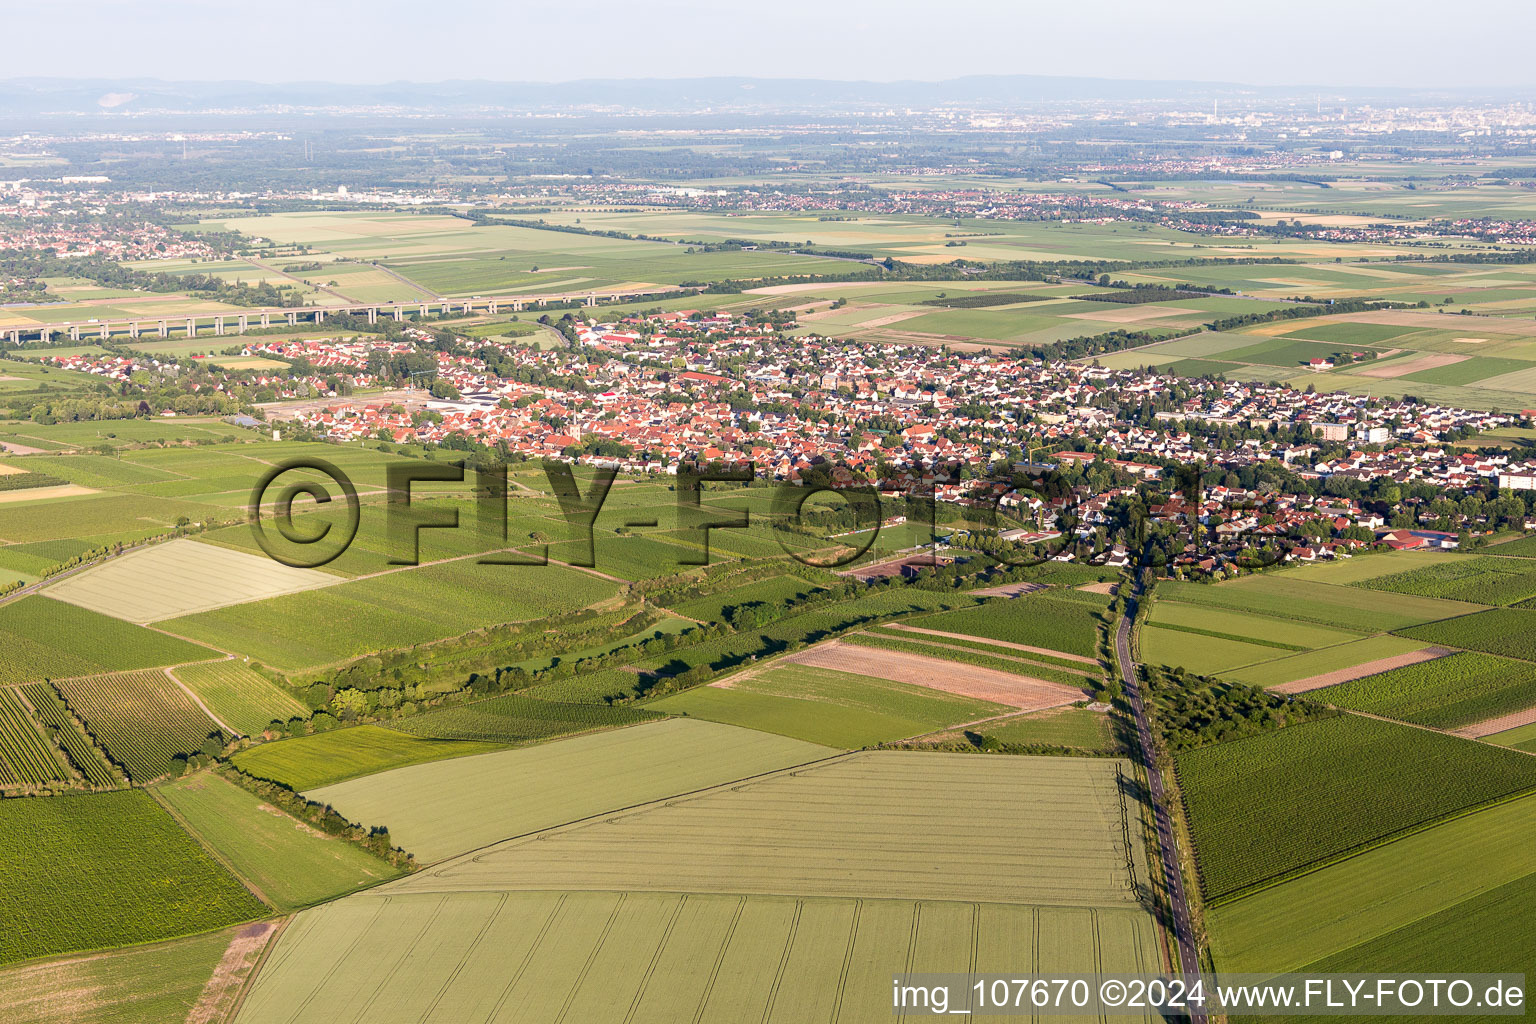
1270,645,1456,693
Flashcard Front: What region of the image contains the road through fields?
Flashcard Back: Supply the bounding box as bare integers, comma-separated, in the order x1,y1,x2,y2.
1117,585,1206,1018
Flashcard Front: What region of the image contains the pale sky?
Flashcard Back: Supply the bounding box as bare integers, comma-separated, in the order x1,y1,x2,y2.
6,0,1535,89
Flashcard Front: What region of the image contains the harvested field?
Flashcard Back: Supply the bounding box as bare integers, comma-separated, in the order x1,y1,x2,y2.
0,485,96,503
853,310,927,328
46,538,341,623
397,752,1149,906
785,639,1083,709
0,463,25,475
236,891,1163,1024
1079,581,1119,595
306,720,836,863
1270,646,1454,694
1354,352,1467,378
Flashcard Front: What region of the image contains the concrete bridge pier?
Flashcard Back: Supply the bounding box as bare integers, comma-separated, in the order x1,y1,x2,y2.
392,307,404,322
69,326,80,341
186,318,196,338
214,318,224,336
157,321,169,338
260,313,270,328
99,323,108,340
367,307,378,325
129,322,141,339
238,315,248,333
286,312,298,326
488,301,498,315
314,310,324,324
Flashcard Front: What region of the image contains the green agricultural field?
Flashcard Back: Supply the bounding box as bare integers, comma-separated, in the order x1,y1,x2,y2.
55,670,223,783
1489,720,1536,753
170,661,309,736
626,588,973,679
968,706,1123,752
667,573,827,623
840,630,1098,689
1274,549,1466,585
158,560,617,673
1397,607,1536,661
229,725,504,791
1227,634,1434,687
1139,625,1286,675
0,927,245,1024
869,622,1102,672
1207,793,1536,973
648,663,1008,747
238,752,1162,1023
1175,714,1536,902
387,693,661,743
1355,555,1536,606
516,666,648,704
1148,600,1364,649
0,598,214,686
0,688,69,787
906,593,1103,658
45,538,341,623
235,891,1163,1024
0,790,264,964
20,683,118,787
1156,577,1483,632
306,719,836,863
157,772,401,912
1310,652,1536,729
1488,533,1536,557
1285,870,1536,1014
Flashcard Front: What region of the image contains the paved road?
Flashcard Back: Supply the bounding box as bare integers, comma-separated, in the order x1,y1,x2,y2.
1116,587,1206,1019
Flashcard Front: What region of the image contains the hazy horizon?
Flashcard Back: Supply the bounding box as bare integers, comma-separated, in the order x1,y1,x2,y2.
9,0,1536,90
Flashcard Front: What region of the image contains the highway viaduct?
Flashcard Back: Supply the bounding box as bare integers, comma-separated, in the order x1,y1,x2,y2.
0,287,680,346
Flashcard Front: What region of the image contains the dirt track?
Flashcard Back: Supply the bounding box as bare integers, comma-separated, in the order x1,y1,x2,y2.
785,639,1083,709
1270,646,1453,694
1455,705,1536,739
